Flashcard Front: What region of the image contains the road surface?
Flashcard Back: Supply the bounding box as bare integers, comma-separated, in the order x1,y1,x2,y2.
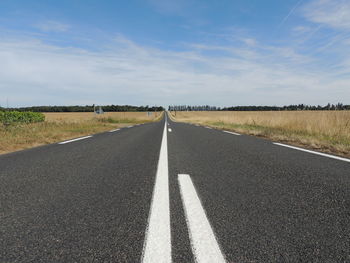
1,113,349,262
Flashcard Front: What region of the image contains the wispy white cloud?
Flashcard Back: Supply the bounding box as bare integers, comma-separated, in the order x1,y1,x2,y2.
1,32,349,107
278,0,304,28
34,21,70,33
303,0,350,30
241,38,257,47
292,25,312,34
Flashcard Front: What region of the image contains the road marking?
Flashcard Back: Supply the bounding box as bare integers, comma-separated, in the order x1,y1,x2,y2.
178,174,226,263
205,126,212,129
58,136,92,144
142,120,171,263
109,129,120,133
168,128,172,132
223,131,240,136
274,143,350,163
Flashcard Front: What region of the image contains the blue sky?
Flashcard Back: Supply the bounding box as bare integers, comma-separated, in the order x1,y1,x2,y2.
1,0,350,107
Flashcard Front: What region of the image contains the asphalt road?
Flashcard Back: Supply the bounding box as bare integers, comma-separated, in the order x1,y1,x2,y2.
1,113,349,262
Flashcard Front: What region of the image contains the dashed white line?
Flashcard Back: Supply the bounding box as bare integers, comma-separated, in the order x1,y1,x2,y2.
109,129,120,133
168,128,172,132
178,174,226,263
274,142,350,163
58,136,92,144
142,120,171,263
223,131,240,136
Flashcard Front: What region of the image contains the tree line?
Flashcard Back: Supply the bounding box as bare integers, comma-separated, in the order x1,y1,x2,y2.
168,105,220,111
0,105,164,112
169,103,350,111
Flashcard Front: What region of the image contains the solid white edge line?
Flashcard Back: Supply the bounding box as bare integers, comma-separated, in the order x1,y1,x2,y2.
274,143,350,163
142,119,171,263
58,135,92,144
178,174,226,263
109,129,120,133
223,131,240,136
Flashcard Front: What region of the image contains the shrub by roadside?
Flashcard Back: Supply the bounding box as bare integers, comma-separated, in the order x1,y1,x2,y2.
0,111,45,125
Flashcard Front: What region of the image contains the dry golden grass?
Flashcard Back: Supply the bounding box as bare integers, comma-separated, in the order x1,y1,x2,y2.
170,111,350,158
0,112,162,155
44,111,161,122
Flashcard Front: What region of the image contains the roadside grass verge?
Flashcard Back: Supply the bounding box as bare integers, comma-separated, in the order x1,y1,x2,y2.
208,121,350,157
44,111,162,122
170,111,350,158
0,112,163,155
0,121,116,154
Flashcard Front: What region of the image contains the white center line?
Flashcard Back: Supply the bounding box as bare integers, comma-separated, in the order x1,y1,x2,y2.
223,131,241,136
178,174,226,263
58,135,92,144
142,120,171,263
109,129,120,133
274,142,350,163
